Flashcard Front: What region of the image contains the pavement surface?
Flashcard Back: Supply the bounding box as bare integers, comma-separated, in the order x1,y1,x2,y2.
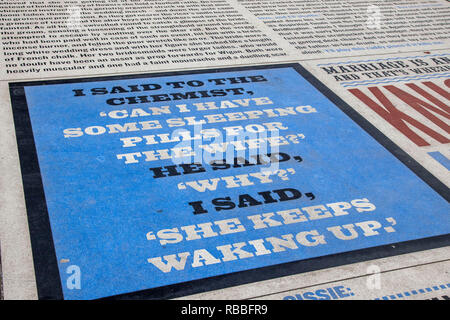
0,246,3,300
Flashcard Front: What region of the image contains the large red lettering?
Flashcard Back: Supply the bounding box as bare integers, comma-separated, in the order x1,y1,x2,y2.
349,84,450,147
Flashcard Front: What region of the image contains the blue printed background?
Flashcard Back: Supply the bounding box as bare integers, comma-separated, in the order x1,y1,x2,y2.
23,67,449,299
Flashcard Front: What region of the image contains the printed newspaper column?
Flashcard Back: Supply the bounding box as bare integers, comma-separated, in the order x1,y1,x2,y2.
0,0,296,80
257,260,450,300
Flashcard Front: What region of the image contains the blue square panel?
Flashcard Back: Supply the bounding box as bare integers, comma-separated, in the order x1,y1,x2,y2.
10,65,450,299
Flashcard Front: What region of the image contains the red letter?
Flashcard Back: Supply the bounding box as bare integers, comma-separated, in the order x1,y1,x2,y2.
349,87,450,147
